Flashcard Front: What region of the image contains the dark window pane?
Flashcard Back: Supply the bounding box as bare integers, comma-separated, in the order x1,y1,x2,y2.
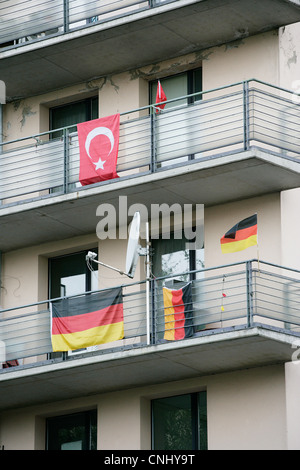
198,391,208,450
152,391,207,450
49,249,98,298
46,410,97,450
50,96,98,138
152,394,193,450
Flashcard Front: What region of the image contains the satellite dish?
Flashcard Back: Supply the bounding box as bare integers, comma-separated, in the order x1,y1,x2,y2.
126,212,141,279
86,211,147,280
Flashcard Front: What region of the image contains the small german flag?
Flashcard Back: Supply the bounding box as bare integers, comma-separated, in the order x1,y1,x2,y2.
163,283,194,341
220,214,258,254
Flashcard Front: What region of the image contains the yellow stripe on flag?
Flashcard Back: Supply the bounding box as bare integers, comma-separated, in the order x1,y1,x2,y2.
221,234,258,254
163,287,176,341
51,321,124,352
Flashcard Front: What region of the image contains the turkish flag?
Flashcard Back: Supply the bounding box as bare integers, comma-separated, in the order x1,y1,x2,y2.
155,80,167,113
77,113,120,186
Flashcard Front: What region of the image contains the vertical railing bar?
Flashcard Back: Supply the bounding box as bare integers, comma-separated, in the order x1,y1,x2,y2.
243,80,250,150
246,260,253,327
152,278,157,345
63,128,69,193
64,0,69,33
150,108,156,172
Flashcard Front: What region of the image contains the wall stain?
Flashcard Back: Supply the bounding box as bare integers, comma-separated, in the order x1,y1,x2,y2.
20,105,36,128
287,50,297,68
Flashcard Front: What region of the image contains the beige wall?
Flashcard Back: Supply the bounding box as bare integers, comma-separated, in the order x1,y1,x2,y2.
0,364,288,450
280,188,300,270
1,234,99,309
202,31,279,91
279,23,300,90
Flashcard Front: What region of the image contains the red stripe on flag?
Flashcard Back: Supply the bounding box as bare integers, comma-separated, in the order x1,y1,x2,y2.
221,223,257,245
52,303,123,335
171,289,186,340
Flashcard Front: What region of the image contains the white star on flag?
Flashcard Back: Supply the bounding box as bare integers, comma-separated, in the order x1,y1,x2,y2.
94,158,106,170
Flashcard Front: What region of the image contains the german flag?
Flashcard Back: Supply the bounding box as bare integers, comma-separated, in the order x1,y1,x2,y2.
220,214,258,254
51,287,124,352
163,283,194,341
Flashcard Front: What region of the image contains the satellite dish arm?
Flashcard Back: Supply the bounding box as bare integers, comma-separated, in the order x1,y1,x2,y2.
86,251,126,276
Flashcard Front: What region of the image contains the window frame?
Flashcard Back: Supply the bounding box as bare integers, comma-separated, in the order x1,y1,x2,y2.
45,409,97,450
150,67,203,109
49,95,99,138
48,248,98,300
151,390,207,450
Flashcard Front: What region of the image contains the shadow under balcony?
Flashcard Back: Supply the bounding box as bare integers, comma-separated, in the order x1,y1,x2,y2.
0,79,299,252
0,260,300,411
1,0,300,100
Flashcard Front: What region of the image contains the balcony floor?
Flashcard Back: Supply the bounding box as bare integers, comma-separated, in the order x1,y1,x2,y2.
0,324,298,411
2,0,300,100
0,147,299,252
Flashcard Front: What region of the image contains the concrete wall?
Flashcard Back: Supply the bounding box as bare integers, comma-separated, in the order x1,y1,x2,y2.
285,360,300,450
0,364,288,450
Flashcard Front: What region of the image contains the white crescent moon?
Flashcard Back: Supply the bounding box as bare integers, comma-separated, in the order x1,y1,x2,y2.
85,126,114,160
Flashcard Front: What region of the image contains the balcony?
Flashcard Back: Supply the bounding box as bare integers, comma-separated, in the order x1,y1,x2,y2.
0,79,299,252
1,0,300,100
0,259,300,411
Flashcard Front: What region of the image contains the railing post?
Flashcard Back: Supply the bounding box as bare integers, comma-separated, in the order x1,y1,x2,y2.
151,278,157,345
63,0,69,33
150,109,156,173
63,128,69,194
243,80,250,151
246,260,253,327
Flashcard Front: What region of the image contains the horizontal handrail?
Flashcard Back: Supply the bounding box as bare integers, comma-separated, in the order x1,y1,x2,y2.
0,79,299,205
1,259,300,369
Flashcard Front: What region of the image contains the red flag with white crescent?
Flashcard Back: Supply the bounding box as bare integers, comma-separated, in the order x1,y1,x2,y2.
77,113,120,186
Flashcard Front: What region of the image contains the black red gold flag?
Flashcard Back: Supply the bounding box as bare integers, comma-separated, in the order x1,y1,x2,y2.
220,214,258,254
51,287,123,352
163,283,194,341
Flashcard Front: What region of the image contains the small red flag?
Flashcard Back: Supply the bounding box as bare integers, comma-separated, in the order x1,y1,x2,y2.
155,80,167,113
77,114,120,186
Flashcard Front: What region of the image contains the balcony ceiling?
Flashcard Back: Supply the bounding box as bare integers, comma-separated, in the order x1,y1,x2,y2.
0,325,298,412
1,0,300,100
0,148,299,252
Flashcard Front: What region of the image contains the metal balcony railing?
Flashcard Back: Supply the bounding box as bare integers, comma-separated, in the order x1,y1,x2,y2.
0,79,299,206
0,0,173,49
1,260,300,370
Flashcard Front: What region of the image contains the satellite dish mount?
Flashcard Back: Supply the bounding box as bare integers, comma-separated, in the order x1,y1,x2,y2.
86,212,149,279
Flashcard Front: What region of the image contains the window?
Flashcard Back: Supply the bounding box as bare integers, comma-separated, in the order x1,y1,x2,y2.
152,391,207,450
151,228,204,339
151,229,204,283
150,69,202,167
49,249,98,299
50,96,98,138
49,250,99,355
150,68,202,110
46,410,97,450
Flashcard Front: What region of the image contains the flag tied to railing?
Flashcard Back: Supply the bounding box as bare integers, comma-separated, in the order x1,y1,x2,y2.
220,214,258,253
77,114,120,186
51,287,124,352
163,283,194,341
155,80,167,113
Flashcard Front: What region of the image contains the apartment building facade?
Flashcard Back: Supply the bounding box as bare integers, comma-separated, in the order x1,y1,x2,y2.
0,0,300,450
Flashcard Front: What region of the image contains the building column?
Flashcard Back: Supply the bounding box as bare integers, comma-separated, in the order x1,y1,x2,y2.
285,361,300,450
